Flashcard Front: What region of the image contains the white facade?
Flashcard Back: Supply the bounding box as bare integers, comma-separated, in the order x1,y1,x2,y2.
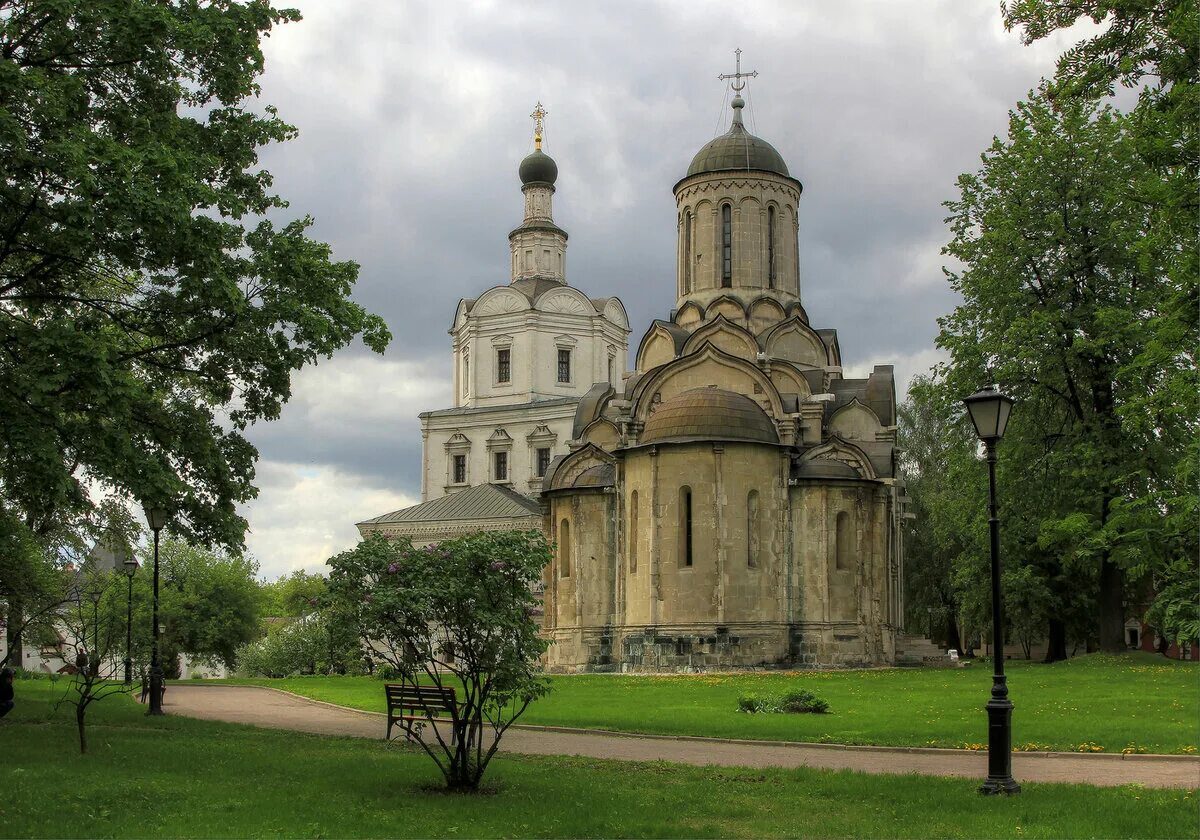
410,131,629,506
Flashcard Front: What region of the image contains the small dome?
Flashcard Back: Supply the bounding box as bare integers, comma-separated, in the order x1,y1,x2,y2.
519,149,558,185
642,388,778,445
685,95,789,179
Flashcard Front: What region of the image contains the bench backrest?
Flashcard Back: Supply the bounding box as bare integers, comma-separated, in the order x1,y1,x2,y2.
385,683,456,712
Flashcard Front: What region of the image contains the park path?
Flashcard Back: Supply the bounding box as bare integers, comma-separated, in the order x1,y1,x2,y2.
164,684,1199,789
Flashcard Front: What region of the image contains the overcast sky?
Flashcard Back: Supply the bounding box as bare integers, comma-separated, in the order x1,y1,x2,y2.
236,0,1090,580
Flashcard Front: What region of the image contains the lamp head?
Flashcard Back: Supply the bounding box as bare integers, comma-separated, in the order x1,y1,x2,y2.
962,384,1014,443
142,503,168,533
123,556,139,578
88,587,102,605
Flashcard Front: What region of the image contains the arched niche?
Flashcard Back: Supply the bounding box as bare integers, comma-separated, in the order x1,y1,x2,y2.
768,362,812,398
747,297,787,334
631,344,783,426
680,315,760,362
829,399,883,442
705,295,748,327
635,322,685,372
547,443,616,492
473,286,531,317
580,418,620,451
674,300,704,328
795,437,877,480
762,316,829,369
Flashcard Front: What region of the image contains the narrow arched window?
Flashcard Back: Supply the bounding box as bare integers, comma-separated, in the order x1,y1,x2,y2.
629,490,638,573
836,511,852,571
679,486,693,567
767,206,776,289
721,205,732,287
683,211,692,293
747,490,760,568
559,519,571,578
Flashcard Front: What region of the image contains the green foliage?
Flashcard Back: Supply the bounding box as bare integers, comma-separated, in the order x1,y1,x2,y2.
103,537,262,671
258,569,327,618
936,81,1196,650
326,530,552,791
736,694,777,713
990,0,1199,649
0,0,390,551
778,689,830,715
1144,558,1200,648
236,612,363,678
737,690,829,714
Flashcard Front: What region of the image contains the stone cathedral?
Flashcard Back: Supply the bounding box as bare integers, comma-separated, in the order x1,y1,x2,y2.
362,77,909,671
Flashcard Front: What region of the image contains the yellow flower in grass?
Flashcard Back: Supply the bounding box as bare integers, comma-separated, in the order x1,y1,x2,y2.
1076,741,1105,753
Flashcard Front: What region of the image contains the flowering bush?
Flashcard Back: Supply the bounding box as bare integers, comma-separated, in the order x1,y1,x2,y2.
326,530,552,791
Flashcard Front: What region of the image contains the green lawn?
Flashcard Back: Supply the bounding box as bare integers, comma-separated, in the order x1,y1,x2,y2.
217,653,1200,755
3,679,1196,839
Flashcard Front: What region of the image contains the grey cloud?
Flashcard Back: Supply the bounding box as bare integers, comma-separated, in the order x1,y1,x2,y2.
234,0,1071,576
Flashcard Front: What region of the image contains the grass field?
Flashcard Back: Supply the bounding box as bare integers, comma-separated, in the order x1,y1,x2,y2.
4,679,1197,839
218,653,1200,754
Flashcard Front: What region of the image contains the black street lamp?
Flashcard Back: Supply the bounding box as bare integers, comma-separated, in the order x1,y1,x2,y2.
142,504,169,716
87,585,102,676
962,384,1020,796
123,555,138,686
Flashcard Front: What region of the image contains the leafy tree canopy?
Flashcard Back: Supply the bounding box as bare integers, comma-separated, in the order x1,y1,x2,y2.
259,568,326,618
936,82,1195,651
0,0,390,552
326,531,552,791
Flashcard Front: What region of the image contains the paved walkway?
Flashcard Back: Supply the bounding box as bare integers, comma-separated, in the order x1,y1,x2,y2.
165,684,1199,789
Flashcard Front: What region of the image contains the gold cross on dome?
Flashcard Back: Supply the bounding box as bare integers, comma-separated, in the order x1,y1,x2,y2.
530,102,548,150
718,47,758,92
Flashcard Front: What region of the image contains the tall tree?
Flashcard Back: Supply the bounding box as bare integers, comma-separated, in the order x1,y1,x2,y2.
938,86,1193,651
0,1,389,554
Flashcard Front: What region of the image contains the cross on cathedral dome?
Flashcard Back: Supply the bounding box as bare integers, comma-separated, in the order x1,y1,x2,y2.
686,50,791,180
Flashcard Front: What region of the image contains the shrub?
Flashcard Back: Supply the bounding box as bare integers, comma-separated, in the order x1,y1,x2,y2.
779,689,830,714
737,694,777,714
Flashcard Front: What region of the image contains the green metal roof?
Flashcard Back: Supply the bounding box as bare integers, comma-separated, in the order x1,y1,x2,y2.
357,483,541,526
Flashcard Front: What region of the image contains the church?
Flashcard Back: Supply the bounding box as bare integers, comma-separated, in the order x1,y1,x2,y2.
360,74,911,671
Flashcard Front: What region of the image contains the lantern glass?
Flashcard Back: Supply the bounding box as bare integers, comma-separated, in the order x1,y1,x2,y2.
963,385,1014,442
142,504,168,533
123,557,139,578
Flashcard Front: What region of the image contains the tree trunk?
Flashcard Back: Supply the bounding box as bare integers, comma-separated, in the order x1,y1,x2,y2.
1096,558,1127,652
945,613,962,655
76,703,88,754
4,595,23,669
1044,617,1068,662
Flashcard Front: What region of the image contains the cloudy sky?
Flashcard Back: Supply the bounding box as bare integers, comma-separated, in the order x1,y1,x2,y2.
237,0,1090,580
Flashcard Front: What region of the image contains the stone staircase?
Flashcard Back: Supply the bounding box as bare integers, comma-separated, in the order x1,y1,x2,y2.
895,633,950,667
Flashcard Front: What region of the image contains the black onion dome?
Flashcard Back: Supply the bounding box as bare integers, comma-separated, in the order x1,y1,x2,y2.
519,149,558,185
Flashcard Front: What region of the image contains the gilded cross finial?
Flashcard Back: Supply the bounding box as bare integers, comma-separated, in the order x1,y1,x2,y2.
717,47,758,92
530,102,548,151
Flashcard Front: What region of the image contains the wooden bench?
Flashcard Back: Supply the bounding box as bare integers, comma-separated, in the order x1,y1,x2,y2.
385,683,457,742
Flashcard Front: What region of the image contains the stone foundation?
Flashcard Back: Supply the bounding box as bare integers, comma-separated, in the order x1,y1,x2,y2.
543,622,896,673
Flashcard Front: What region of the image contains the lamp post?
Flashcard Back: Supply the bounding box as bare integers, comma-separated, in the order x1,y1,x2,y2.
87,585,102,677
962,384,1020,796
143,504,168,715
123,555,138,686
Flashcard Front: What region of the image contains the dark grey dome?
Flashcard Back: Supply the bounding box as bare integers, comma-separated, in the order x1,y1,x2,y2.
686,94,789,178
519,149,558,185
642,387,778,445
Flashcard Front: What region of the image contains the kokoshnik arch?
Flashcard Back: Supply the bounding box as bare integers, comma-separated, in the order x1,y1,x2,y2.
359,70,913,671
